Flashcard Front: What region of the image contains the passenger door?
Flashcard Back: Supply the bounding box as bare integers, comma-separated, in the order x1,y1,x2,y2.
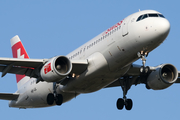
122,15,132,37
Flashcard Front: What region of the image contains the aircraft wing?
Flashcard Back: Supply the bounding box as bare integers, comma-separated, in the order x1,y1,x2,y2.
0,57,88,78
105,64,180,88
0,57,47,77
175,72,180,83
0,93,19,100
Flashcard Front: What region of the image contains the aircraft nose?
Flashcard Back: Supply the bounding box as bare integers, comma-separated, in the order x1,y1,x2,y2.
156,18,170,38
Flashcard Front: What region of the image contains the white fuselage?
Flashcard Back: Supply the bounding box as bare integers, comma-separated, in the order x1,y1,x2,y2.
9,10,170,108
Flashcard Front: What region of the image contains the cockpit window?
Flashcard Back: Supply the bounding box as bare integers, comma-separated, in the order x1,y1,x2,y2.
136,13,165,22
141,14,148,20
158,14,165,18
136,15,143,22
148,14,159,17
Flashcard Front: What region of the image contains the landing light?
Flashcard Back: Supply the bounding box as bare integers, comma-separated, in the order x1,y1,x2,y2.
72,73,76,78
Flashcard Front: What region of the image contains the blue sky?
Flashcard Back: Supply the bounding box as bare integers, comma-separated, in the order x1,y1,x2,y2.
0,0,180,120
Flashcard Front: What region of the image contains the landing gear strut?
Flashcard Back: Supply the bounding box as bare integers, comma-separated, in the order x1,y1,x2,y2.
138,51,151,89
137,51,150,74
116,77,133,110
47,82,63,106
116,51,151,110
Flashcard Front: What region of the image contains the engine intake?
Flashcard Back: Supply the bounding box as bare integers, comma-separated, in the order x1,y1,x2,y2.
147,64,178,90
40,56,72,82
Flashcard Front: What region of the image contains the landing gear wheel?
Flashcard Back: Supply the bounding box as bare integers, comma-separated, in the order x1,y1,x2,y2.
47,93,55,105
138,51,151,75
116,77,133,110
55,94,63,106
140,66,150,75
140,66,145,74
145,66,150,74
145,83,151,89
125,99,133,110
116,98,124,110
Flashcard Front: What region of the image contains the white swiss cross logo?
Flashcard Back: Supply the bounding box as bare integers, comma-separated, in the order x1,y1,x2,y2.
17,48,25,58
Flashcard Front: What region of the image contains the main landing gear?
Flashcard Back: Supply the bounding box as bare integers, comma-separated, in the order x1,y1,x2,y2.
47,83,63,106
116,77,133,110
116,51,151,110
47,93,63,106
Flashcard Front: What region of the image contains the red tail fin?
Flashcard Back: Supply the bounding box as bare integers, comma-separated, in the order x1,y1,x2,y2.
10,35,30,88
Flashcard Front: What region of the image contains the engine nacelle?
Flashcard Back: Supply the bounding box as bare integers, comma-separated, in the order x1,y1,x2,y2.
40,56,72,82
147,64,178,90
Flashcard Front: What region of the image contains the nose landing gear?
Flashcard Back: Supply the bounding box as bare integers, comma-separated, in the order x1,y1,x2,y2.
137,51,150,74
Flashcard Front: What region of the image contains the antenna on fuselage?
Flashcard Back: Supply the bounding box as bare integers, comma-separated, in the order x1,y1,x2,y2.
139,9,141,11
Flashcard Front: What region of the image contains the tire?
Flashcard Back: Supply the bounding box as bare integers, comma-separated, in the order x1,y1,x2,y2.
140,66,145,75
125,99,133,110
146,83,151,89
55,94,63,106
116,98,124,110
47,93,55,105
145,66,150,74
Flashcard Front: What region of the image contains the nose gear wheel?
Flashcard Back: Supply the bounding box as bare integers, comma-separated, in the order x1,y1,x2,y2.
137,51,150,75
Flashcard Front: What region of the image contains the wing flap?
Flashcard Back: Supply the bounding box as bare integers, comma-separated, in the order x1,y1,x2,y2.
0,93,19,100
0,66,34,77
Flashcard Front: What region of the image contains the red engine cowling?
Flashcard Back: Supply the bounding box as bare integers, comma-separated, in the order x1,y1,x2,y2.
147,64,178,90
40,56,72,82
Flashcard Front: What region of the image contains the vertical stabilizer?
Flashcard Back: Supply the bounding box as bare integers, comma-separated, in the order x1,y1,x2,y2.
10,35,30,89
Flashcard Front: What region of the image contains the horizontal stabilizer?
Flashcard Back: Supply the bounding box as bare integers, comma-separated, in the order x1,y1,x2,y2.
0,93,19,100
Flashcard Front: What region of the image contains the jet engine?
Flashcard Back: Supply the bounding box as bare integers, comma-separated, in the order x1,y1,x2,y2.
40,56,72,82
147,64,178,90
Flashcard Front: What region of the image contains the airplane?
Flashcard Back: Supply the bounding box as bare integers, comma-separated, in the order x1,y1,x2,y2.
0,9,178,111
